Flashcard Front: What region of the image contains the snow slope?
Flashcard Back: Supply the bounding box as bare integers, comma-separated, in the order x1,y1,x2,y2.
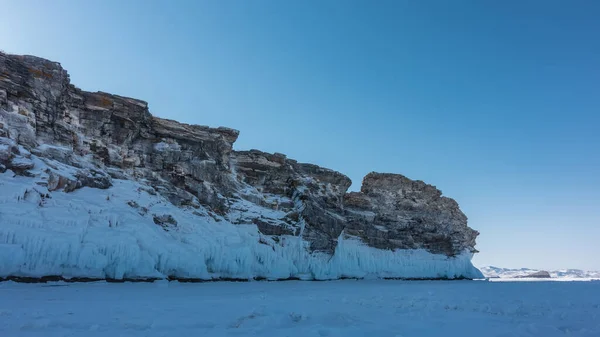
1,280,599,337
0,153,483,280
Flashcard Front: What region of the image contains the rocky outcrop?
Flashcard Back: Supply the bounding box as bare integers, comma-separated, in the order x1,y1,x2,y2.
344,173,477,256
517,271,552,279
0,137,34,174
0,51,480,271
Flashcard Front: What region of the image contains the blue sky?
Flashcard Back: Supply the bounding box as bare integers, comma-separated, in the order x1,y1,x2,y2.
2,1,599,270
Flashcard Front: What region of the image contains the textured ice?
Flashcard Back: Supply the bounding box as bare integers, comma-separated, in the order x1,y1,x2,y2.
0,155,483,280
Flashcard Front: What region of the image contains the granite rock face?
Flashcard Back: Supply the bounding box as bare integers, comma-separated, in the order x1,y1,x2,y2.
0,51,479,258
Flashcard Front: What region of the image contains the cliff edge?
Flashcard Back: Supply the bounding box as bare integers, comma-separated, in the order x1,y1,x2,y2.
0,51,482,280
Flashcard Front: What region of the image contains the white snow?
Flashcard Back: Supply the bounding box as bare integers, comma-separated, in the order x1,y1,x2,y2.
153,141,181,152
7,155,33,168
490,277,600,282
0,151,483,281
0,144,9,154
481,266,600,280
226,195,289,225
1,280,599,337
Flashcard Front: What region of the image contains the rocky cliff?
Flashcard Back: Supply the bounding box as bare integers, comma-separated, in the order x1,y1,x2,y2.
0,51,482,280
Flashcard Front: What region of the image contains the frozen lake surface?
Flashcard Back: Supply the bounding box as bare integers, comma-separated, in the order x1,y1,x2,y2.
1,279,599,337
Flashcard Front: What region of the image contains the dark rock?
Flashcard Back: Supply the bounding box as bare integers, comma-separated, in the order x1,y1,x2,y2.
517,271,552,278
46,168,112,192
252,217,295,236
153,214,178,230
342,173,478,255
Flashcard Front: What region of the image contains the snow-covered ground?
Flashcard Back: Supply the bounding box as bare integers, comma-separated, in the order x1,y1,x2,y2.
489,277,600,282
1,280,599,337
480,266,600,280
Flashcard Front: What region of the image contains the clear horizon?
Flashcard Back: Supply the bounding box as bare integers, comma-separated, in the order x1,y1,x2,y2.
2,1,599,270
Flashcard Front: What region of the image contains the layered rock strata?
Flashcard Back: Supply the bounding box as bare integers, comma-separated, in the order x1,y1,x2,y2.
0,51,481,280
